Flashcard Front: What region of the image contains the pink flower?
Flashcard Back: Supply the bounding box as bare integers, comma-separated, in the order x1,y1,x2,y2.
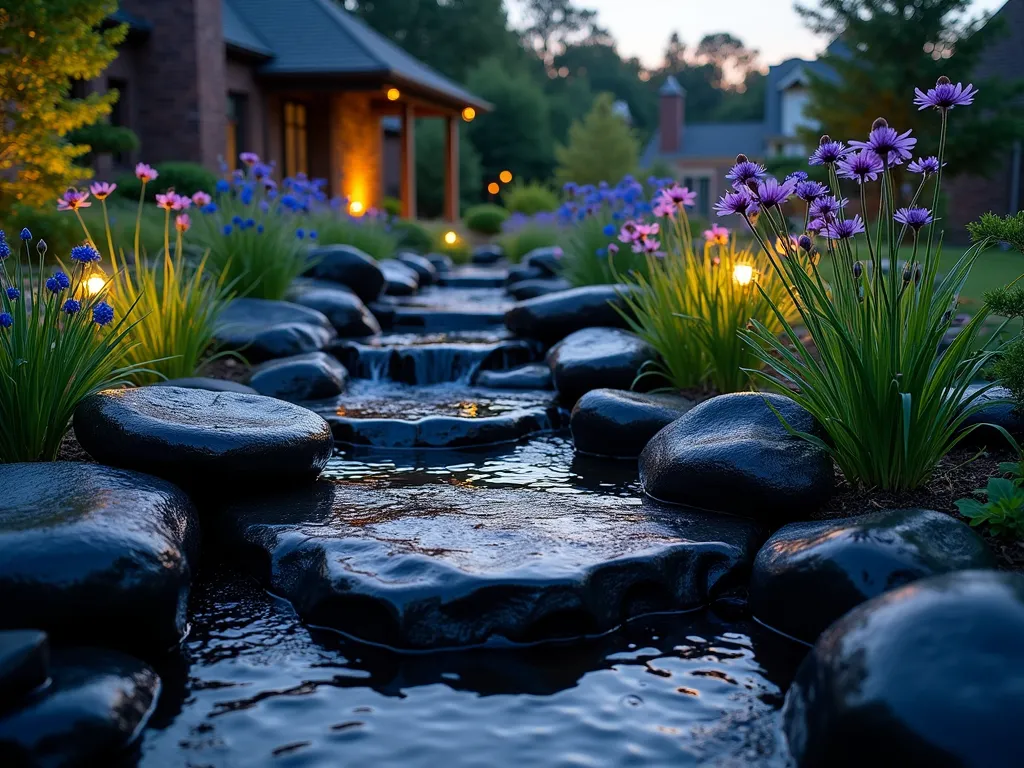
239,152,260,166
191,191,212,207
608,243,619,255
174,194,191,210
654,185,697,218
135,163,158,183
90,181,117,200
629,223,661,254
703,224,730,245
56,188,91,212
618,221,638,243
175,214,191,233
155,192,177,211
653,199,676,218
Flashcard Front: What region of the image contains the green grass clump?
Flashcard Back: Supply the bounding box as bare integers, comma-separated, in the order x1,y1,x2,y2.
503,181,559,216
464,204,509,235
309,211,398,261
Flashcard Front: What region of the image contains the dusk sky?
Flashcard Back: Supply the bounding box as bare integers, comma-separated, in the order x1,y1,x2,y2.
512,0,1009,69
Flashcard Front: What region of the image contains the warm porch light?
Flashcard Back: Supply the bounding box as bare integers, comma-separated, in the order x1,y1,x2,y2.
499,170,512,184
733,264,755,286
444,230,458,245
487,182,500,195
86,275,106,296
349,200,365,216
387,88,400,101
462,107,476,122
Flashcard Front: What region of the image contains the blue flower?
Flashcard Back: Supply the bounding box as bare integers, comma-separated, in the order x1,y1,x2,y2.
0,312,12,329
231,215,243,225
201,203,218,214
222,224,233,236
257,224,265,234
216,179,231,193
602,223,616,237
46,271,69,293
6,287,20,300
0,233,10,260
62,298,81,315
309,230,317,240
296,228,305,239
70,244,101,263
19,228,31,241
240,185,254,205
596,247,607,257
244,218,255,230
259,200,270,213
92,301,114,326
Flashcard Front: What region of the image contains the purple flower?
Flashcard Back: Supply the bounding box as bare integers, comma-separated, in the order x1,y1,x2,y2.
822,215,866,240
894,207,934,231
914,79,978,111
0,231,10,260
92,301,114,326
908,156,945,176
795,181,829,202
714,188,759,218
810,195,848,219
837,151,884,183
0,312,12,329
808,139,849,166
850,121,916,165
19,228,31,241
786,171,809,182
726,158,767,188
755,176,798,207
70,244,101,263
62,298,81,315
6,287,20,300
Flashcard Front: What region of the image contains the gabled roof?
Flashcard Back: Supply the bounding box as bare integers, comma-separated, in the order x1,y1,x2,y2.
222,0,273,58
641,122,767,166
224,0,491,111
764,58,836,136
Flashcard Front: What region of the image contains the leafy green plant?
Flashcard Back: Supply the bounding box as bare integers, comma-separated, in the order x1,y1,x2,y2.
67,121,140,164
116,161,218,202
309,211,398,261
464,204,509,235
955,461,1024,539
0,227,145,462
503,181,559,216
737,83,1021,491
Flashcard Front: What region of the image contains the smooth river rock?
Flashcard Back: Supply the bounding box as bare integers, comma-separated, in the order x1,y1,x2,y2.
0,647,160,766
0,463,199,654
640,392,834,518
522,246,564,276
547,327,657,403
152,377,257,395
217,480,764,650
397,252,440,286
286,278,381,337
783,570,1024,768
505,285,635,343
957,383,1024,447
751,508,995,644
508,277,573,300
0,630,48,703
248,352,349,402
471,243,505,265
571,389,696,458
304,244,385,303
74,386,333,490
380,259,420,296
474,363,554,390
214,297,336,363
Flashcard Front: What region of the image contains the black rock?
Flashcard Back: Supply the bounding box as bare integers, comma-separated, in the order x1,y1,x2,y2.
505,285,634,343
380,259,420,296
287,278,381,337
571,389,696,458
508,277,573,300
152,377,257,395
425,252,454,273
214,298,336,363
474,363,553,390
640,392,834,518
217,481,764,649
783,570,1024,768
0,648,159,765
304,244,385,303
472,244,505,265
439,266,508,289
547,327,657,403
522,246,564,276
0,463,199,654
751,508,995,644
0,630,48,704
249,352,349,402
957,383,1024,447
505,264,547,286
397,252,439,286
74,386,334,490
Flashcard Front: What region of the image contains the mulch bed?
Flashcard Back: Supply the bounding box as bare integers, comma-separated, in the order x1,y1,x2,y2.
198,355,251,383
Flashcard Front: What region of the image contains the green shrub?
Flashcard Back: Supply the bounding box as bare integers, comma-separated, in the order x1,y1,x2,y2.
956,462,1024,539
497,220,562,263
310,212,398,261
0,229,146,462
116,161,217,202
503,181,559,216
464,204,509,235
67,122,140,162
391,219,434,253
382,196,402,217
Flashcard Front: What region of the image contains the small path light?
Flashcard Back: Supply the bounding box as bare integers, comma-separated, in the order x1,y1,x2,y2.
733,263,755,286
444,230,458,245
349,200,365,216
86,275,106,296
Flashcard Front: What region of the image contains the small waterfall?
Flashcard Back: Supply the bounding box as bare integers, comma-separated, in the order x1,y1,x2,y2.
334,341,536,386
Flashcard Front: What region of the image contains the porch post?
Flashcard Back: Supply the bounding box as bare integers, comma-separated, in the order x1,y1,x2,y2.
444,114,459,223
400,103,417,219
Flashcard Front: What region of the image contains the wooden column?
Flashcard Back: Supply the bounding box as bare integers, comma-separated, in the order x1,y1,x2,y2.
400,102,416,219
444,114,459,223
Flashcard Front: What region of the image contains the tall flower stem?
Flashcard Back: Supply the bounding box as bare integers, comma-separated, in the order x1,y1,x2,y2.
135,181,147,261
925,110,948,261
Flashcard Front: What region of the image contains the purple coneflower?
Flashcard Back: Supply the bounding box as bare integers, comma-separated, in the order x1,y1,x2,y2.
726,156,767,188
907,156,945,176
755,176,798,207
786,171,809,182
664,185,697,207
156,192,177,211
795,180,829,202
914,77,978,111
894,207,934,231
822,215,866,240
808,136,849,166
837,151,884,183
850,119,916,165
714,188,758,218
57,188,91,212
90,181,117,200
809,195,847,220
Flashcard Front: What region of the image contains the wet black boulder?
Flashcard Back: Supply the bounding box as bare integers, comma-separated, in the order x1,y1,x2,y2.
640,392,834,518
522,246,563,276
397,252,439,286
547,328,656,404
505,285,635,343
783,570,1024,768
214,298,336,363
0,647,160,766
751,508,995,644
74,386,334,490
249,352,349,402
0,630,48,703
380,259,420,296
287,278,381,337
153,377,257,395
304,244,385,303
571,389,695,458
474,363,553,390
957,383,1024,447
472,243,505,265
0,463,198,654
508,277,572,300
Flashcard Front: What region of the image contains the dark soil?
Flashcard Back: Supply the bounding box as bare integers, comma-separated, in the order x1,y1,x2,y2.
198,354,251,383
56,429,94,463
817,446,1024,572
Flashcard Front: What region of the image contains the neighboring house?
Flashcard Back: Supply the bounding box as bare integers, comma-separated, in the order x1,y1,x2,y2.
643,0,1024,231
88,0,490,219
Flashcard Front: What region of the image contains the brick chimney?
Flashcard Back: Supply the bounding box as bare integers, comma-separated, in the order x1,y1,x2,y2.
659,76,685,154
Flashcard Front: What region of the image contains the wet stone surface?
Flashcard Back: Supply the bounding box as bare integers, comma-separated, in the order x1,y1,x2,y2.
474,362,554,390
572,389,696,458
372,286,511,332
249,352,349,402
957,383,1024,447
0,630,48,703
214,298,337,363
547,327,658,403
153,377,258,395
286,278,381,337
438,266,508,289
505,284,636,343
304,244,385,303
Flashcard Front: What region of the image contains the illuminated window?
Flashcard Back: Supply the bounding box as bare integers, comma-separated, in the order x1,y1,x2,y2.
283,101,308,177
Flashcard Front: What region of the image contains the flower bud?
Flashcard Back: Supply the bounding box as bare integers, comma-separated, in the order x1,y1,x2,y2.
902,264,913,283
736,153,748,164
819,135,831,146
853,261,863,279
872,117,889,131
937,75,951,85
746,179,759,194
798,235,813,252
36,239,47,255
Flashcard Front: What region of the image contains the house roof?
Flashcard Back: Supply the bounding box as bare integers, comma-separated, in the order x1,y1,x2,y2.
641,122,767,166
764,57,836,136
224,0,491,111
222,0,273,58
